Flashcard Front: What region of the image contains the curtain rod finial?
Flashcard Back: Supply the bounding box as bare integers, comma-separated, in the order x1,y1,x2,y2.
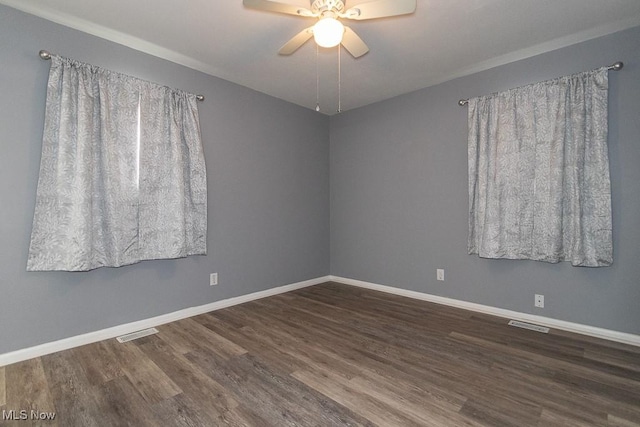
459,99,468,106
196,94,204,102
609,61,623,71
39,50,51,60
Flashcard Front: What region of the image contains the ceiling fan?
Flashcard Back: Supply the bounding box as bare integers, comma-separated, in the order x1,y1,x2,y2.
243,0,417,58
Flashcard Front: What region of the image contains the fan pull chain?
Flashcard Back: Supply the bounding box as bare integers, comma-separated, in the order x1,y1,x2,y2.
337,44,342,114
315,44,320,112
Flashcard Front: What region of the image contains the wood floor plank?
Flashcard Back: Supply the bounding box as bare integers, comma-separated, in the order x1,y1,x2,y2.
3,282,640,426
5,358,57,426
291,367,424,426
215,404,272,427
585,348,640,374
195,314,307,375
537,408,606,427
608,414,640,427
449,331,640,394
137,334,238,416
347,374,479,426
71,341,124,386
187,350,373,427
100,339,182,405
459,395,542,427
487,361,610,424
552,328,640,355
158,318,247,360
41,351,102,427
150,392,221,427
449,332,640,423
90,376,162,427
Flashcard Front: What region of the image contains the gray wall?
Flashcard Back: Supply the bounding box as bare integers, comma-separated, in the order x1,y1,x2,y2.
0,5,329,354
330,26,640,335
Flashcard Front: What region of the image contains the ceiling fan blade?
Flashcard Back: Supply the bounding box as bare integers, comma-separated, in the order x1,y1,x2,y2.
341,27,369,58
279,27,314,55
243,0,314,17
342,0,416,20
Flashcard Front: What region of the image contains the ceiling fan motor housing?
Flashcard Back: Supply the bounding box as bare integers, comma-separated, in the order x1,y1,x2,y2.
311,0,345,15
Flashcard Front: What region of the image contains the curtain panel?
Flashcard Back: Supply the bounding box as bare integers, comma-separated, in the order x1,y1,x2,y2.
27,55,207,271
467,68,612,267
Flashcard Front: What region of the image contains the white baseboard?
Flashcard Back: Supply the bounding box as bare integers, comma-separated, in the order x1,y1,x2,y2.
4,273,638,367
0,276,330,367
329,275,640,348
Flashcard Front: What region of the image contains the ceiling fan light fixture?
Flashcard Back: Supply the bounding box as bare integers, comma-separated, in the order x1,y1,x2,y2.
313,16,344,48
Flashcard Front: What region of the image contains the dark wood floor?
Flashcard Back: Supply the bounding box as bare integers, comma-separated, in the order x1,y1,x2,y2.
2,282,640,426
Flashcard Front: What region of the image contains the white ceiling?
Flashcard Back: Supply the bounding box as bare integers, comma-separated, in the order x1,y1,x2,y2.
3,0,640,114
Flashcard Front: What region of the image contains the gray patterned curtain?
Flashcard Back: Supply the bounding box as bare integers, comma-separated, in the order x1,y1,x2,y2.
27,55,207,271
468,68,612,267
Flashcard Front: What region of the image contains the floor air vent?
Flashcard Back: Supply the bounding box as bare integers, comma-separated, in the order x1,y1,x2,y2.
508,320,550,333
116,327,159,343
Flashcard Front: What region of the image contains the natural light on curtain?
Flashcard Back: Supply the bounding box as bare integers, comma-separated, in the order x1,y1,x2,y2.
27,55,207,271
467,68,612,267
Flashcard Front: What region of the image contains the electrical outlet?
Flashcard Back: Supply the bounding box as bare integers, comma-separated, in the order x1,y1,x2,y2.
535,294,544,308
210,273,218,286
437,269,444,281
